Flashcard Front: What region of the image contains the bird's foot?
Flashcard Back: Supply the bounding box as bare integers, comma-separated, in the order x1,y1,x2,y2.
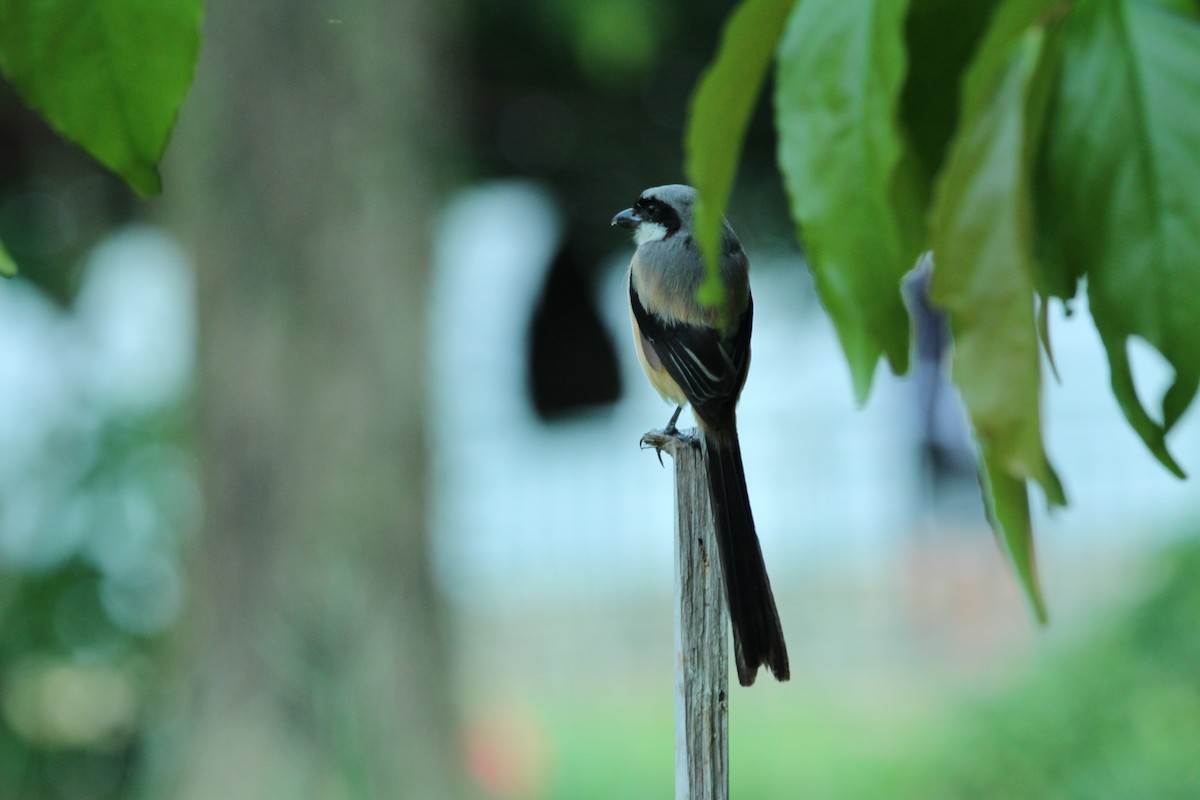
639,423,696,467
640,430,671,467
639,406,685,466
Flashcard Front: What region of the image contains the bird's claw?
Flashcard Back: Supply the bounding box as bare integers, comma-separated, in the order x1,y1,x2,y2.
639,429,672,467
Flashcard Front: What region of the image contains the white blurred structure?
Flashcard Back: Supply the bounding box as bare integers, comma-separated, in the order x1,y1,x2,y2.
0,226,196,633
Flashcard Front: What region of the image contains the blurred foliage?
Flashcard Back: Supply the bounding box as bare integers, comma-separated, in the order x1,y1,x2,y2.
687,0,1200,617
0,406,193,799
0,563,144,798
926,538,1200,799
544,535,1200,799
0,3,196,788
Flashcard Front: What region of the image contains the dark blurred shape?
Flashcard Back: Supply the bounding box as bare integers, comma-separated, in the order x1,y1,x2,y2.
528,236,622,419
902,0,1000,180
639,52,708,134
497,93,580,172
0,82,134,306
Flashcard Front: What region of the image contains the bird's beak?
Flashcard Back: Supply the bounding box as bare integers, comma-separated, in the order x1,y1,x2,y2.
611,208,640,228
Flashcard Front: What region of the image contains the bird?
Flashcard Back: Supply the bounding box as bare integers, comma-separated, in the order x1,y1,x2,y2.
612,184,789,686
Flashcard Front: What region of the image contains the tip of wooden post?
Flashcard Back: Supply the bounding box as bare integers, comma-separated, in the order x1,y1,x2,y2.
639,427,699,459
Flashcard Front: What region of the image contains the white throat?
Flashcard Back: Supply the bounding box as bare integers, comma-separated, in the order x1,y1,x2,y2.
635,221,669,246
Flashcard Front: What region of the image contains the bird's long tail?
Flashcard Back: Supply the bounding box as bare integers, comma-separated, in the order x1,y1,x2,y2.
701,427,789,686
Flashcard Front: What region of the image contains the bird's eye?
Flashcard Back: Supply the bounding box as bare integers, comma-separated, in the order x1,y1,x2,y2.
644,200,658,217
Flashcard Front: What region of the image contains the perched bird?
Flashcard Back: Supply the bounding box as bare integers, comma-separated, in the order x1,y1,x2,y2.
612,184,789,686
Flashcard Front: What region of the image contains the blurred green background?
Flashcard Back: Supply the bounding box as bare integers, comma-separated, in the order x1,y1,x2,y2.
0,0,1198,798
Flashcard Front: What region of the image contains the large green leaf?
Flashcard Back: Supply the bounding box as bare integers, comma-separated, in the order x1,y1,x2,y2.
684,0,795,320
774,0,921,402
930,0,1067,619
0,0,203,197
1040,0,1200,477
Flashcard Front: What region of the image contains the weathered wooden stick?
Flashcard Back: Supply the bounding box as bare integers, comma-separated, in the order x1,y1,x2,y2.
640,428,729,800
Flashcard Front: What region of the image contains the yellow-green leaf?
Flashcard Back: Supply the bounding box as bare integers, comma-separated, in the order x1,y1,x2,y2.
930,0,1066,619
684,0,795,315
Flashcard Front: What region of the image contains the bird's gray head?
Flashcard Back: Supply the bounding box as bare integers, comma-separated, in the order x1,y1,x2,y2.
611,184,696,246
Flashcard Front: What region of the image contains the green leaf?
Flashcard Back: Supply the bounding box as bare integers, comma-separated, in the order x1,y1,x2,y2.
1164,373,1198,430
981,447,1048,623
0,0,203,197
1100,328,1186,477
1041,0,1200,475
775,0,920,402
0,237,15,278
685,0,795,322
930,0,1067,618
1037,294,1061,383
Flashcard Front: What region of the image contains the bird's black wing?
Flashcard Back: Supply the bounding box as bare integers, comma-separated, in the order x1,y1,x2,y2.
729,292,752,397
629,276,751,429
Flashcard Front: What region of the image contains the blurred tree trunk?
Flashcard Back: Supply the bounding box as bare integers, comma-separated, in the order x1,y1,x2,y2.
162,1,464,797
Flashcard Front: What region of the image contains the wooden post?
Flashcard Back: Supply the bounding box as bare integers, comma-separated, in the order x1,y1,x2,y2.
641,428,729,800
